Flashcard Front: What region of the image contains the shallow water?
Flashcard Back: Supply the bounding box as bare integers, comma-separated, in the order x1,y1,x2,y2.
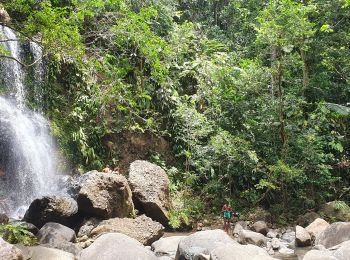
274,247,311,260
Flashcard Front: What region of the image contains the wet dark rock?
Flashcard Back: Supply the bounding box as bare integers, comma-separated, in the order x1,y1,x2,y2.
23,196,78,229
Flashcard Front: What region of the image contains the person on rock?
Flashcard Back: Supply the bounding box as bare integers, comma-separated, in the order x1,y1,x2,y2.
222,204,233,233
112,167,120,174
102,165,112,173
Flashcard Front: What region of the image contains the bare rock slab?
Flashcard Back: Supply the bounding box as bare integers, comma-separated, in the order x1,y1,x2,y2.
80,233,158,260
128,160,171,225
175,229,238,260
0,237,24,260
315,222,350,248
90,214,164,245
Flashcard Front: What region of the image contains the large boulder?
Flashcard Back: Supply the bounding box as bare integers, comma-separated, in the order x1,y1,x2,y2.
303,249,336,260
77,171,134,219
80,233,158,260
28,246,75,260
303,240,350,260
321,201,350,222
251,221,269,235
23,196,78,228
0,237,24,260
295,225,311,247
238,230,267,247
37,223,80,255
331,240,350,260
175,229,238,260
38,222,76,243
151,236,186,258
128,160,171,225
89,214,164,245
209,244,277,260
315,222,350,248
305,218,330,240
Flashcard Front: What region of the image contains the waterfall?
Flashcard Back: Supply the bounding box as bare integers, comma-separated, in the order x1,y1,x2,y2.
29,42,44,109
0,25,26,108
0,25,60,218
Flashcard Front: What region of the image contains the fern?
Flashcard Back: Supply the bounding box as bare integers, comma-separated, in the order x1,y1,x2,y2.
0,223,37,246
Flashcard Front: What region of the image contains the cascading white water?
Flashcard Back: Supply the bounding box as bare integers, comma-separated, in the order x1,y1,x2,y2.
0,25,26,108
0,25,60,217
29,42,44,109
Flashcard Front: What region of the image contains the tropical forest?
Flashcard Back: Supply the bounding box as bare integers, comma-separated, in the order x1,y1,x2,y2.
0,0,349,259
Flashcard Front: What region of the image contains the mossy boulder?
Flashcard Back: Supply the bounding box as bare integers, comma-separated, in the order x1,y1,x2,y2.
320,201,350,222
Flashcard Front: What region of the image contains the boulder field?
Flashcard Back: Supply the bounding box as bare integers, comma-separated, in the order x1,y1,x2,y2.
1,160,350,259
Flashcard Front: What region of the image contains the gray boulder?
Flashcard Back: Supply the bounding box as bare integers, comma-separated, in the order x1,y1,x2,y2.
267,230,278,238
271,238,280,250
77,171,134,219
0,237,24,260
128,160,171,225
330,240,350,260
303,249,336,260
321,201,350,222
251,221,269,235
80,233,158,260
90,214,164,245
38,222,76,243
37,222,80,255
27,246,75,260
233,223,244,236
152,236,186,258
303,240,350,260
278,245,294,257
175,229,238,260
281,230,295,243
23,196,78,228
209,244,277,260
238,230,267,247
315,222,350,248
305,218,329,241
295,225,311,247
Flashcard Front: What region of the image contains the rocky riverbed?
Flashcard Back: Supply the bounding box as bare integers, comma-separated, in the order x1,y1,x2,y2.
0,160,350,260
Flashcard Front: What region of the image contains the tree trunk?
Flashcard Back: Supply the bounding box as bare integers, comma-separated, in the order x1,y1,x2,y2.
300,48,309,96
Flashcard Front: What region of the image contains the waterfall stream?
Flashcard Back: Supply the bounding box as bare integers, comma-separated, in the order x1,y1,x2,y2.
0,25,60,218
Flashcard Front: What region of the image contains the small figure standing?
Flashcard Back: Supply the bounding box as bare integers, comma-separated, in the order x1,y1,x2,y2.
102,165,112,173
112,167,120,174
222,204,232,233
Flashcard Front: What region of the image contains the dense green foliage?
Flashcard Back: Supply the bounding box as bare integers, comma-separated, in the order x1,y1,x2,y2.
0,223,37,245
1,0,350,224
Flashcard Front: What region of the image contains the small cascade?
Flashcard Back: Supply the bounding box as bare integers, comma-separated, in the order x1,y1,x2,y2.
29,42,44,110
0,25,60,217
0,25,26,108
